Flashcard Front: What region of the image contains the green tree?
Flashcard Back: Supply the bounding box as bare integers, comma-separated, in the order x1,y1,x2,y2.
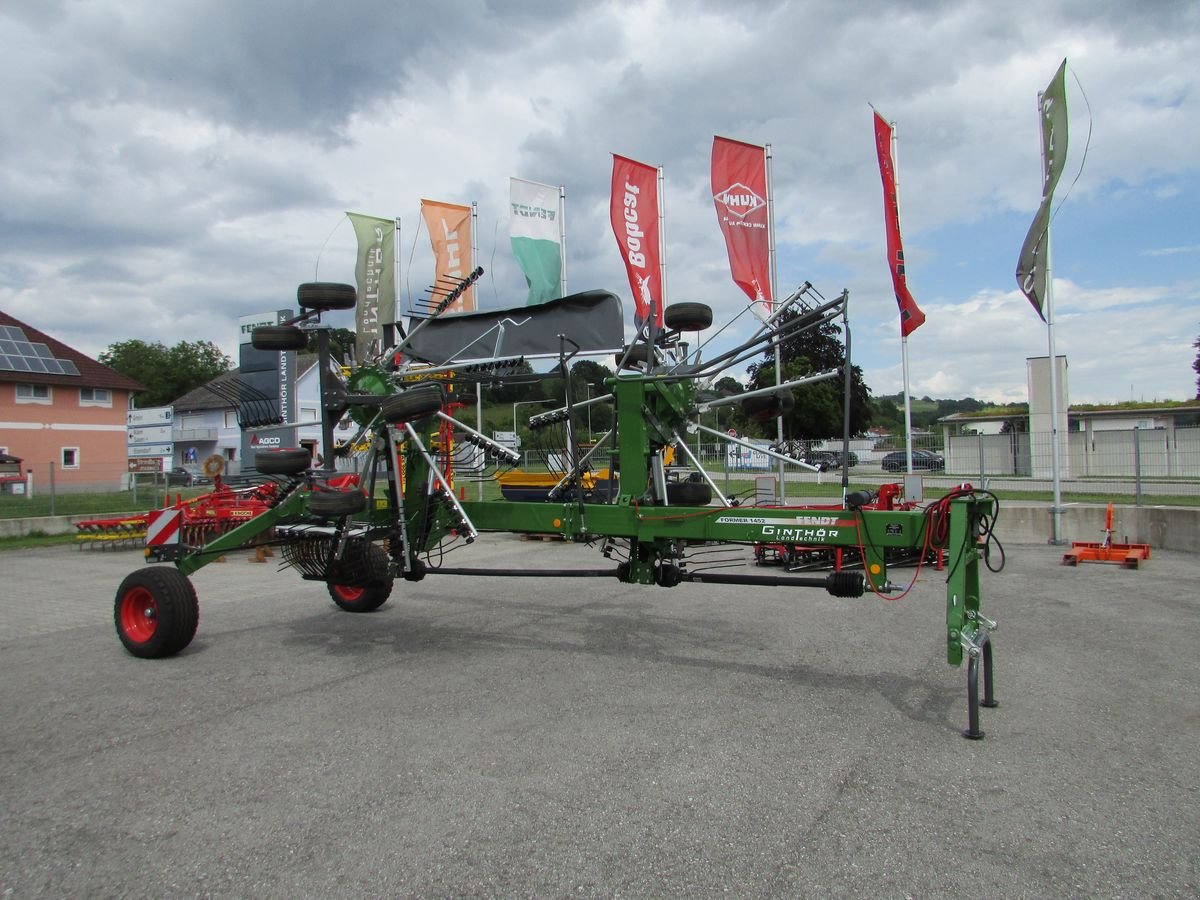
1193,332,1199,398
306,327,356,364
100,339,233,408
744,309,872,439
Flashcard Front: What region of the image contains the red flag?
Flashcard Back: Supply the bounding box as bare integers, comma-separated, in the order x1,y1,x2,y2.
711,136,772,317
873,111,925,337
610,154,664,327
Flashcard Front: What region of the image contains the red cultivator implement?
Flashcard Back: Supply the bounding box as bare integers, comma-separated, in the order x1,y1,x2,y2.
75,477,284,550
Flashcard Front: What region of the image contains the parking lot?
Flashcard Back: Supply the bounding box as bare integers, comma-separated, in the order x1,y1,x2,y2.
1,535,1197,896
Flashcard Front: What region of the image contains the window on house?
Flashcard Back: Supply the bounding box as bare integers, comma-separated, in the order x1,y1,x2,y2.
80,387,112,407
301,407,318,421
61,447,80,469
15,384,51,404
224,409,240,428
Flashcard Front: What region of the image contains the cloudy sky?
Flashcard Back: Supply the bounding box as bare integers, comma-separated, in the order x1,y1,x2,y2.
2,0,1197,404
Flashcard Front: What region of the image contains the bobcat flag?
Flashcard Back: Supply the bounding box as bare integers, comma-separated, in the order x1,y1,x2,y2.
711,136,772,318
609,155,664,327
1016,59,1069,320
346,212,395,361
421,199,475,313
873,111,926,337
510,177,563,306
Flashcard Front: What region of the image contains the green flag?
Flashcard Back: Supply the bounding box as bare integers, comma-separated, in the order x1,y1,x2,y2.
346,212,395,361
509,178,563,305
1016,59,1069,320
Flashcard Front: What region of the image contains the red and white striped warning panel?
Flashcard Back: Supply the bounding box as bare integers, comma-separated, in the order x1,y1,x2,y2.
145,508,182,546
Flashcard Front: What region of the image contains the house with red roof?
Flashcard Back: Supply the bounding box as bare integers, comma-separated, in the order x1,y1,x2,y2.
0,311,145,492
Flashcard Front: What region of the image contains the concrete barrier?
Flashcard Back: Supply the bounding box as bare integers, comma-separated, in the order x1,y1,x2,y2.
0,514,128,539
991,503,1200,553
3,502,1198,551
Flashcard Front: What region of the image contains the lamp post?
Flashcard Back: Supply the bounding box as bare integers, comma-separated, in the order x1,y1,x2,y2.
585,383,593,439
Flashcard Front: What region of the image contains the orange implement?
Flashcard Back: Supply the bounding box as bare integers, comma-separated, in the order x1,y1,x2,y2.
1061,502,1151,568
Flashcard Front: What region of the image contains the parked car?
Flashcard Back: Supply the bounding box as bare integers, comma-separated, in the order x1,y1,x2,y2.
164,467,210,487
808,449,859,471
881,449,945,472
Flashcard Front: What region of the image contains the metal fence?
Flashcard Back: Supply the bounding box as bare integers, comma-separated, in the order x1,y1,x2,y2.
518,425,1200,506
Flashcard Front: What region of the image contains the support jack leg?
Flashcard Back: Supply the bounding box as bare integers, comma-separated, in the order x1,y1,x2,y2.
963,634,998,740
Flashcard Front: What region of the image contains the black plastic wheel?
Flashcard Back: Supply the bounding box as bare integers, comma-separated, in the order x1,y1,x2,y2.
741,389,795,422
666,481,712,505
308,488,366,518
251,325,307,351
380,383,443,423
297,282,357,310
255,448,312,475
327,545,393,612
615,342,657,369
114,567,200,658
664,302,713,332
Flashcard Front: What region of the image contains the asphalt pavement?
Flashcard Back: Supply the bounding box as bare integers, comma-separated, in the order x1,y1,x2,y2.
0,535,1196,897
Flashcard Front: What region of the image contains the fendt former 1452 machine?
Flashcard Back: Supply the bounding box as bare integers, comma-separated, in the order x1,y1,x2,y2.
114,273,1003,738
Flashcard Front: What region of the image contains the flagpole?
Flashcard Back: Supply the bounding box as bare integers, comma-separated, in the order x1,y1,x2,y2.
390,216,401,352
1038,89,1066,545
890,120,916,476
558,185,567,297
657,166,667,315
765,142,785,502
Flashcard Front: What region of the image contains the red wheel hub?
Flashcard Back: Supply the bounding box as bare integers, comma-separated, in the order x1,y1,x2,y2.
332,585,363,602
119,586,158,643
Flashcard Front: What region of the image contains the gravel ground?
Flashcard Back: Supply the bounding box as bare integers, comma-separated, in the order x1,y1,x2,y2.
0,535,1196,897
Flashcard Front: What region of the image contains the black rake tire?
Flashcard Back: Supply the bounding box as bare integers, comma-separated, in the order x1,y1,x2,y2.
615,342,657,369
255,448,312,475
666,481,713,506
297,282,357,310
327,544,393,612
308,488,367,518
380,383,443,424
114,567,200,658
251,325,308,351
664,302,713,332
741,389,795,422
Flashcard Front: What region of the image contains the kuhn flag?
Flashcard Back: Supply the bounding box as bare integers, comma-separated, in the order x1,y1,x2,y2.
873,111,926,338
610,155,663,327
711,136,772,317
510,177,563,306
346,212,396,360
1016,59,1069,320
421,199,475,313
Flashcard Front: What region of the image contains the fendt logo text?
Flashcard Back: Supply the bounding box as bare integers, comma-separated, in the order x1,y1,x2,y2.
713,183,765,219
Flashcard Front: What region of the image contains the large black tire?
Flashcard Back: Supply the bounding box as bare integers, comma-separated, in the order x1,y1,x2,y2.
380,383,443,423
308,488,366,518
297,282,356,310
255,448,312,475
666,481,712,506
327,544,393,612
251,325,307,351
664,302,713,332
741,389,795,422
615,342,657,369
114,567,200,658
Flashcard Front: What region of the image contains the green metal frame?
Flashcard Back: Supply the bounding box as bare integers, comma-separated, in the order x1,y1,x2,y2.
147,327,998,737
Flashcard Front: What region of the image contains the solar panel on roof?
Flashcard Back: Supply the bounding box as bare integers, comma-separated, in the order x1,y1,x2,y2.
0,325,82,376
